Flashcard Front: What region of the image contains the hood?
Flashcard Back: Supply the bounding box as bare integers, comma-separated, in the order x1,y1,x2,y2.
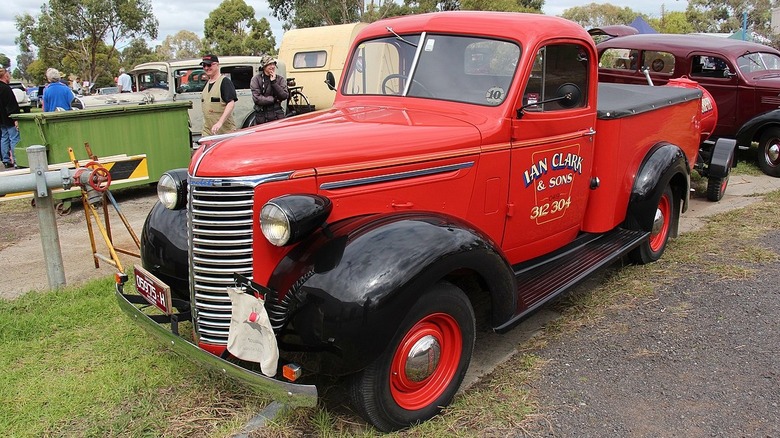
192,105,482,177
75,88,170,108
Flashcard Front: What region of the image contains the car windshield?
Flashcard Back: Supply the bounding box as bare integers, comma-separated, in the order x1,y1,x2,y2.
342,33,520,106
737,52,780,73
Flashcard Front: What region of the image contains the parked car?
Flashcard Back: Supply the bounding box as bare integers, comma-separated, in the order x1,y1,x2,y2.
596,33,780,177
73,56,282,142
9,81,31,113
27,89,40,108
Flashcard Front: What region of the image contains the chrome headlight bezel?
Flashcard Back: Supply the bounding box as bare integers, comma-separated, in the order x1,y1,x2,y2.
157,169,188,210
260,194,333,246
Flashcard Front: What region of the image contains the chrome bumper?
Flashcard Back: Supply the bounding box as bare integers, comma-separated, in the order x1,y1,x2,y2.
114,283,318,408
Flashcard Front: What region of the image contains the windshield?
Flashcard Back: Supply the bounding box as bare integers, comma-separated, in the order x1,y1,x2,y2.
342,33,521,106
737,52,780,74
135,70,169,91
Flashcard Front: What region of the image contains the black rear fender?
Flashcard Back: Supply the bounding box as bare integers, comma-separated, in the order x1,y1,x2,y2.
626,142,689,235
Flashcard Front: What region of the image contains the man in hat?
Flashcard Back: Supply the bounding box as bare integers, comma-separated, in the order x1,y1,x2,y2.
250,54,288,124
200,54,238,136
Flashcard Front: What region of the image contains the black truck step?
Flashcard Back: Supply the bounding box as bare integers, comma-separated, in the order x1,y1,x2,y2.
494,228,648,333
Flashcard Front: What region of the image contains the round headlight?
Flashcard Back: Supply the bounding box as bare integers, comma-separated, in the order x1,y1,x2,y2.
261,203,292,246
157,170,187,210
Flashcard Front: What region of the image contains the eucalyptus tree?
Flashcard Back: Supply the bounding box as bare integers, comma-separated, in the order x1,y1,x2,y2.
15,0,157,88
203,0,277,56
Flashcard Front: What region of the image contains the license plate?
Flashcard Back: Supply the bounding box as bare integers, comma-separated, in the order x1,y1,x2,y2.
134,265,173,315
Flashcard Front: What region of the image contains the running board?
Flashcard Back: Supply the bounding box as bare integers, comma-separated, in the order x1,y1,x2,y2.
494,228,649,333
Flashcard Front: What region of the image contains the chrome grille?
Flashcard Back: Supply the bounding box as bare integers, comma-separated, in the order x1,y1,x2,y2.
190,184,255,345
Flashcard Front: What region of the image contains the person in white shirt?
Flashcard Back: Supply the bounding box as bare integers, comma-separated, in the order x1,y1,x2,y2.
117,68,132,93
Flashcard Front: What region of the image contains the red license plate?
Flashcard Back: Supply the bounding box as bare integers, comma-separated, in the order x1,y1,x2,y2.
134,265,173,315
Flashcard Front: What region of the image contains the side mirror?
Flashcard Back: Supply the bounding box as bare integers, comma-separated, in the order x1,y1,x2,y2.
325,71,336,91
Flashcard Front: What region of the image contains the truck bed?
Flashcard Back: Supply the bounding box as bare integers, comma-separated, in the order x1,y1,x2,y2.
596,83,701,120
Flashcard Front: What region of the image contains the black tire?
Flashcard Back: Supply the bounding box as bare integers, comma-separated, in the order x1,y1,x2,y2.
348,281,475,432
706,175,728,202
628,184,676,264
757,128,780,177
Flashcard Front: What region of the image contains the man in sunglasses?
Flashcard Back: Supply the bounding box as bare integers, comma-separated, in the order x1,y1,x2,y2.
200,54,238,136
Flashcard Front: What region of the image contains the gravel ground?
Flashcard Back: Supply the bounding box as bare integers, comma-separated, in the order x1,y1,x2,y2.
522,230,780,437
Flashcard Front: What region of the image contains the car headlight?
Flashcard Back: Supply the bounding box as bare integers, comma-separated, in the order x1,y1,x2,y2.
260,195,332,246
157,169,188,210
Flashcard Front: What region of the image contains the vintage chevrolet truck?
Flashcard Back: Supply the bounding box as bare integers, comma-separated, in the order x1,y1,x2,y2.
115,12,725,431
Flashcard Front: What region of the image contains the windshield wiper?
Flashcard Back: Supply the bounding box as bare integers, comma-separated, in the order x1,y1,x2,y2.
386,26,417,48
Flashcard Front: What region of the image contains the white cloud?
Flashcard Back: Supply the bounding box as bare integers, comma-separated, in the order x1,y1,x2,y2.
1,0,689,71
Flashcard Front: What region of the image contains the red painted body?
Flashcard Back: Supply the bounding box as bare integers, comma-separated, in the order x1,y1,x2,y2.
188,11,710,366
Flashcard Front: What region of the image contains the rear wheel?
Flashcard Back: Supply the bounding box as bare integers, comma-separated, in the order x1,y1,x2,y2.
349,282,475,432
629,184,675,264
757,128,780,177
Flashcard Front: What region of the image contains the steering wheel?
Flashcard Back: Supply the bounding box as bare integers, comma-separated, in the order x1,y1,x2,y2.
381,74,433,97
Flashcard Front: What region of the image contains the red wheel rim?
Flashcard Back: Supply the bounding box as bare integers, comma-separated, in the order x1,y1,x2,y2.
649,192,671,253
389,313,462,410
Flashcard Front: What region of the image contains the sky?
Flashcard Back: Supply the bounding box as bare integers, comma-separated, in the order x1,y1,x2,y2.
0,0,689,71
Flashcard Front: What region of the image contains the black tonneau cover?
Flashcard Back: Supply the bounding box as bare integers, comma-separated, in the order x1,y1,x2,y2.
597,83,702,120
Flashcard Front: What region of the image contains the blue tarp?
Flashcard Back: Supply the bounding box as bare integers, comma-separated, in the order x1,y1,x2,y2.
629,16,658,34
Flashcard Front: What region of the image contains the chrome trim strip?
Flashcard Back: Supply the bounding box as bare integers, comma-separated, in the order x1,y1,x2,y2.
319,161,474,190
189,172,293,188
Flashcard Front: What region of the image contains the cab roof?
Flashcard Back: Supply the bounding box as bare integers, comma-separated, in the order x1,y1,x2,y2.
358,11,592,45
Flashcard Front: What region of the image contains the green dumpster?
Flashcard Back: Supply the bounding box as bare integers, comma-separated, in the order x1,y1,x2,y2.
12,101,192,200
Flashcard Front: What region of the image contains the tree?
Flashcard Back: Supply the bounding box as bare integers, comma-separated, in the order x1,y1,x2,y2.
461,0,543,13
0,53,10,68
156,31,203,60
122,38,161,67
649,11,694,34
204,0,276,56
686,0,779,42
268,0,363,28
560,2,640,28
15,0,158,89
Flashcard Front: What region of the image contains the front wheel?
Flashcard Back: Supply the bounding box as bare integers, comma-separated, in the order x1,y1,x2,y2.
757,128,780,177
628,184,676,264
348,282,475,432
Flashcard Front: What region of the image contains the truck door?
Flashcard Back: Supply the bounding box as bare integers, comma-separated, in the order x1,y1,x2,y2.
503,42,596,263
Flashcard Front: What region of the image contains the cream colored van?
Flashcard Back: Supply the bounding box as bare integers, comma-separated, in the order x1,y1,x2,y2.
278,23,367,111
74,56,286,140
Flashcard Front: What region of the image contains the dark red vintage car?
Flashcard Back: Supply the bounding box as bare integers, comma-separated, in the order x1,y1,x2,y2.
597,34,780,178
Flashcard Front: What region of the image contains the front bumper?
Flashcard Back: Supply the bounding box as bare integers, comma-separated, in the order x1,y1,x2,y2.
114,282,318,408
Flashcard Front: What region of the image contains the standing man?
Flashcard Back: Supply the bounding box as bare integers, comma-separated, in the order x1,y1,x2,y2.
41,68,74,112
117,68,132,93
200,54,238,136
250,55,288,125
0,66,20,168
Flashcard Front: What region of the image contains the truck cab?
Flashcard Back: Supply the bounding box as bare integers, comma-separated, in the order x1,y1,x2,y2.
117,12,715,432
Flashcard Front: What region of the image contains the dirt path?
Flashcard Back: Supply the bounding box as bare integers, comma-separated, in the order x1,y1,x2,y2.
0,185,157,300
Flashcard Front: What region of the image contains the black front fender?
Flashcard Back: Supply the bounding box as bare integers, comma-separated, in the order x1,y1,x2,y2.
140,201,189,300
271,212,516,376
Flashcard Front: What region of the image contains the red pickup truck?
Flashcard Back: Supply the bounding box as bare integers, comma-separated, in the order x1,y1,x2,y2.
116,12,723,431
